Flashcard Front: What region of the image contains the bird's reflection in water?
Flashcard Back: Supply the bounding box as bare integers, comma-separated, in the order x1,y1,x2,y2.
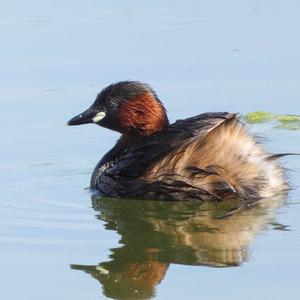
71,194,287,299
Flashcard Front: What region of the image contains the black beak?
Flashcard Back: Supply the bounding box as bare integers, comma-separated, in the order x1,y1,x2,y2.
67,108,97,126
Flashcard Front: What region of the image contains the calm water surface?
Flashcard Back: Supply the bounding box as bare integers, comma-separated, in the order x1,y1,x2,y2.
1,1,300,299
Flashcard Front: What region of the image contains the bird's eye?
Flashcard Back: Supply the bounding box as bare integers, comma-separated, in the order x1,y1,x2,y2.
106,99,119,111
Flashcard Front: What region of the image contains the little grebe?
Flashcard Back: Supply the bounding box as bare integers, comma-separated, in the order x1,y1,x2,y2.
68,81,287,202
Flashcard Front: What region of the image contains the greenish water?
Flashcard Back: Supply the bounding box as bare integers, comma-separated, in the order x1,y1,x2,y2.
1,1,300,299
70,196,290,299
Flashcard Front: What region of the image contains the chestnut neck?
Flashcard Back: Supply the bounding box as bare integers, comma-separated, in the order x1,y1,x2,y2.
116,92,169,137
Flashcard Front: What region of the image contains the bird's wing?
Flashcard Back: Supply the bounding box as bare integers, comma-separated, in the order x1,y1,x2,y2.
94,112,245,200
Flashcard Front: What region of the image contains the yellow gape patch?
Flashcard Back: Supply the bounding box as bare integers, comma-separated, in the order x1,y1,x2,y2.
93,111,106,123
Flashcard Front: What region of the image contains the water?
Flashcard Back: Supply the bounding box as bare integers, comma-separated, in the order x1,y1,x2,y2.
1,1,300,299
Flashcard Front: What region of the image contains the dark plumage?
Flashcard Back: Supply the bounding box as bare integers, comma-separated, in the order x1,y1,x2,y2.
68,81,288,203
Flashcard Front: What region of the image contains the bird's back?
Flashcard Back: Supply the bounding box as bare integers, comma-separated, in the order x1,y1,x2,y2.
92,112,287,202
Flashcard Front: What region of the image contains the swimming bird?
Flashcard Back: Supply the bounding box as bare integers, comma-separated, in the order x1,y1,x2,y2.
68,81,287,202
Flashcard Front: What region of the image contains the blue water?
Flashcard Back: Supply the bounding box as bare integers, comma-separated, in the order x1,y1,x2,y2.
1,1,300,299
